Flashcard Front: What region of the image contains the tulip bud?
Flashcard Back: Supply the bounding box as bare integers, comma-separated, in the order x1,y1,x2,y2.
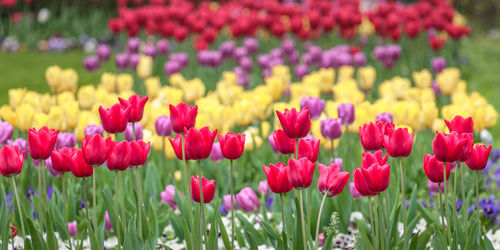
155,115,172,137
68,222,77,237
0,145,24,177
236,187,260,212
124,123,143,141
209,142,223,163
0,121,14,144
104,211,113,232
320,118,342,140
161,185,179,210
191,175,215,203
258,181,269,195
224,194,238,211
337,103,355,125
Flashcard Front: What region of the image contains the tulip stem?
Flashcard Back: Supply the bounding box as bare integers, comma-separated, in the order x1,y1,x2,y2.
118,172,126,225
475,171,480,222
12,177,26,240
230,159,235,250
135,166,143,238
314,193,328,250
452,162,458,229
41,161,49,216
181,133,194,246
299,190,307,250
38,165,45,230
62,173,73,249
378,194,387,249
114,172,122,250
443,163,452,243
92,167,97,232
197,161,207,250
399,158,407,250
83,178,91,236
330,140,335,158
368,198,376,249
373,197,380,250
280,194,288,250
460,163,466,218
438,183,447,241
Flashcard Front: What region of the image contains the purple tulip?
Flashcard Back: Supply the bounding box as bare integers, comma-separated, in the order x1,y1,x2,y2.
281,40,295,54
85,125,104,137
129,54,141,70
386,45,401,60
428,180,443,195
209,142,223,162
224,194,238,211
431,57,446,73
294,64,309,79
7,138,27,152
219,41,236,58
233,47,248,61
105,211,113,232
68,222,78,237
236,187,260,212
83,55,100,72
56,132,77,149
97,44,111,61
155,115,172,137
302,53,315,67
258,181,269,195
349,182,361,199
257,54,270,68
235,66,249,87
127,37,141,53
164,60,181,76
0,121,14,144
331,157,343,171
432,80,441,95
320,118,342,140
115,53,129,70
161,185,179,210
124,122,143,141
353,52,366,67
156,39,170,56
170,53,189,68
269,48,283,59
300,97,325,119
376,113,393,124
243,37,259,54
337,103,355,125
307,45,322,62
239,57,253,72
46,158,62,177
287,50,300,65
144,43,156,58
267,135,280,154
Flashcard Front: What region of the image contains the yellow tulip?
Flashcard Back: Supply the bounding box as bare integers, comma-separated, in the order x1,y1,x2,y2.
78,85,96,110
169,73,186,87
234,100,255,126
333,80,365,104
117,73,134,93
271,65,291,85
40,93,53,114
182,78,206,103
63,102,80,130
100,73,117,93
33,113,49,130
57,91,76,106
243,130,263,151
47,106,65,130
337,66,354,83
95,87,118,108
0,105,16,126
412,69,432,88
45,65,62,93
174,170,182,182
261,121,271,138
23,91,42,113
324,101,339,118
473,104,498,131
393,101,422,130
221,71,237,86
432,119,449,134
421,103,438,128
436,68,460,95
8,88,27,108
290,83,320,101
15,103,35,131
60,68,78,94
253,93,273,120
137,55,153,79
145,77,162,99
158,86,183,106
265,76,286,100
358,17,375,36
164,138,177,159
441,104,472,122
357,66,376,91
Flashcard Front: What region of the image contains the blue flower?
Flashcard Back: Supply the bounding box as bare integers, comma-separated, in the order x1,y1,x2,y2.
47,187,54,201
265,197,274,210
219,205,228,216
80,200,86,209
456,199,462,212
491,149,500,163
479,195,496,207
26,186,38,199
419,200,427,208
482,204,498,218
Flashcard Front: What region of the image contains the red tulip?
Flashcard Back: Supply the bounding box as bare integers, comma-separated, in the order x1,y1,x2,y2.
169,103,198,134
287,157,316,189
359,122,383,151
353,168,376,196
70,150,93,178
432,131,471,162
465,144,492,171
263,162,293,194
378,121,395,142
218,132,245,160
272,129,295,155
129,140,150,166
118,94,148,123
318,162,350,197
168,134,191,160
457,133,474,162
360,161,390,193
422,154,451,183
429,36,445,51
298,138,320,162
383,127,414,158
51,147,76,173
99,104,130,134
184,127,217,160
276,107,311,139
444,116,474,134
361,150,388,169
28,126,59,160
191,175,215,203
0,145,24,177
82,134,112,166
10,225,17,239
106,141,131,171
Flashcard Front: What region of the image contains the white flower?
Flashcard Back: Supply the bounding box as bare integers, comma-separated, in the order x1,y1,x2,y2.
37,8,51,24
480,129,493,145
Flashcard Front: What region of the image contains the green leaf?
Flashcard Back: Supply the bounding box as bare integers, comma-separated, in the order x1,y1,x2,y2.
207,208,219,250
27,218,46,250
464,220,480,250
45,211,58,250
236,212,266,245
235,226,246,247
260,220,280,247
88,226,101,250
417,202,441,226
245,231,258,250
431,230,447,250
181,217,193,250
322,230,335,250
218,216,231,250
101,189,123,244
356,219,374,250
387,205,401,248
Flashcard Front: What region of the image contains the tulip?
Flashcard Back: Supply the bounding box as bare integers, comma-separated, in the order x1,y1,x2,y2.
218,132,245,160
445,116,474,134
320,118,342,140
124,123,143,141
115,53,129,70
359,122,383,151
272,129,295,155
431,57,446,73
383,127,414,158
263,162,293,194
185,127,217,160
191,175,215,203
81,134,112,166
168,134,190,160
45,158,62,177
209,142,223,162
129,140,150,166
337,103,355,125
318,163,350,197
224,194,238,211
161,185,179,210
236,187,260,212
105,211,113,231
118,94,148,123
156,39,170,55
288,157,316,189
349,182,362,199
267,135,280,154
83,56,100,72
423,154,451,183
376,113,393,124
276,107,311,139
68,222,77,237
0,121,13,144
51,147,76,173
0,145,24,177
353,175,376,199
466,145,492,171
99,104,130,134
56,132,77,149
155,115,172,137
7,138,27,152
428,180,444,194
85,125,104,137
169,103,198,134
70,150,93,178
300,97,325,119
28,126,59,160
298,137,319,162
106,141,131,171
97,44,111,61
258,181,269,195
433,132,472,162
360,161,390,193
361,150,388,169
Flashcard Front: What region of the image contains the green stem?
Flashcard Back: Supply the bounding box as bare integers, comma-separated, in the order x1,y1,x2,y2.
12,177,26,240
299,190,307,250
42,161,48,215
197,161,207,250
378,194,387,249
443,163,452,243
475,171,480,222
460,163,466,218
92,167,97,232
118,172,125,225
62,174,73,249
330,140,335,158
314,193,328,250
373,197,380,250
181,134,194,245
438,183,447,241
38,165,45,230
135,166,143,238
368,198,376,249
399,159,407,250
230,159,235,250
452,162,458,228
114,172,122,250
280,194,289,250
83,178,91,237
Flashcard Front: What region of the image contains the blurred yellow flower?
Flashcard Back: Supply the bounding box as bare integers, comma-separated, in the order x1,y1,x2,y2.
337,66,354,83
436,68,460,95
60,68,78,94
145,77,161,99
137,55,153,79
78,85,96,110
117,73,134,93
47,106,65,130
63,102,80,130
473,104,498,131
8,88,26,108
0,105,16,126
45,65,62,93
15,103,35,131
357,66,376,91
182,78,206,103
40,93,52,114
412,69,432,88
100,73,117,93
